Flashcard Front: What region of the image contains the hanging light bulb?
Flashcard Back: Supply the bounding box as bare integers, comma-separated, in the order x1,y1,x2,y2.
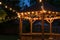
32,11,34,14
21,12,24,16
40,11,43,13
17,13,20,18
10,8,12,10
5,6,7,8
39,0,42,2
56,12,58,14
33,18,36,21
13,10,15,12
16,12,18,13
48,11,51,14
28,12,30,15
52,12,55,14
35,11,38,15
0,2,2,5
43,10,47,13
24,12,27,15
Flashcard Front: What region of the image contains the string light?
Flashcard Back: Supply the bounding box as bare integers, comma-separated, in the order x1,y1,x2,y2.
25,17,29,19
56,12,58,14
39,0,42,2
17,13,20,18
21,12,24,16
41,6,47,13
43,10,47,13
16,12,18,13
0,2,2,5
35,11,38,15
28,12,30,15
24,12,27,15
5,6,7,8
40,11,43,13
28,17,31,20
52,12,55,14
13,10,15,12
0,1,60,20
48,11,51,14
33,18,36,21
32,11,34,14
10,8,12,10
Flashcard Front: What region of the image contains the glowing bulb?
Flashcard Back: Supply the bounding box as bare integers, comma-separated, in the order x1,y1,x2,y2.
21,12,24,15
10,8,12,10
28,12,30,15
13,10,15,12
52,12,55,14
24,12,27,15
32,11,34,14
0,2,2,4
28,17,31,20
16,12,18,13
56,12,58,14
48,11,51,14
35,11,38,15
39,0,42,2
5,6,7,8
43,10,47,13
40,11,43,13
17,13,20,18
33,18,36,21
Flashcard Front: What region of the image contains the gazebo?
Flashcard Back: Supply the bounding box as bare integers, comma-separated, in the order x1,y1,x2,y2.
17,0,60,40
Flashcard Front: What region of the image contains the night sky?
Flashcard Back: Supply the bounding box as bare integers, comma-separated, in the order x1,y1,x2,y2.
18,0,60,11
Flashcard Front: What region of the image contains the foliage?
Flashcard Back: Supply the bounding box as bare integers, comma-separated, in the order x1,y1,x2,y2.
0,8,7,22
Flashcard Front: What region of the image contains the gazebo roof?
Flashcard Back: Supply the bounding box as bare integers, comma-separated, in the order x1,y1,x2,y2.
20,2,60,12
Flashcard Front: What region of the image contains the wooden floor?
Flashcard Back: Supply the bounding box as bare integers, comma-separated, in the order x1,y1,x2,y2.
20,33,60,40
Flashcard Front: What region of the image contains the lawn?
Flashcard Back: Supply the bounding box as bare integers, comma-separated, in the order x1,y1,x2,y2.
0,35,19,40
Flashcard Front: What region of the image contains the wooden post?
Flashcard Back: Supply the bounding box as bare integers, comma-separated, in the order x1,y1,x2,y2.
41,13,44,40
49,22,53,40
30,18,32,34
19,15,22,40
49,19,54,40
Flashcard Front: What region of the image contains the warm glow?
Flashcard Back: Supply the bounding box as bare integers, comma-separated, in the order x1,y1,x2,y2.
33,18,37,21
10,8,12,10
24,12,27,15
52,12,55,14
16,12,18,13
41,6,44,10
17,13,20,18
48,11,51,14
25,17,29,19
28,12,30,15
41,6,47,13
21,12,24,16
5,6,7,8
56,12,58,14
0,2,2,4
42,10,47,13
35,11,38,13
40,11,43,13
13,10,15,12
35,11,38,15
39,0,42,2
32,11,34,14
28,17,31,20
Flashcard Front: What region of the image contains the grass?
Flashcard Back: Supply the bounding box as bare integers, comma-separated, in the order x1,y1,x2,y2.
0,35,19,40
